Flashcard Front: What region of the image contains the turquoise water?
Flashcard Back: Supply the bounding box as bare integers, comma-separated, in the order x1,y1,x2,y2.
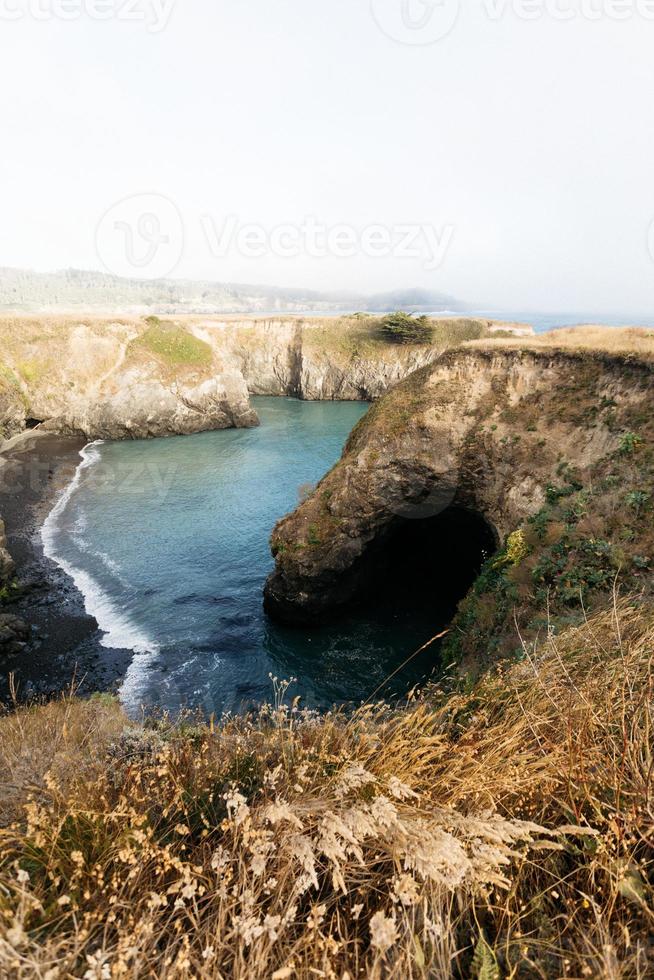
43,398,460,716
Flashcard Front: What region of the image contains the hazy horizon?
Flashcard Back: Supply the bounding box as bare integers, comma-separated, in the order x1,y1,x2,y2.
3,2,654,314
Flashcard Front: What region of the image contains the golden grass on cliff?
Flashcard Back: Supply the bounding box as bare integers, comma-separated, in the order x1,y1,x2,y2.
466,324,654,358
0,601,653,978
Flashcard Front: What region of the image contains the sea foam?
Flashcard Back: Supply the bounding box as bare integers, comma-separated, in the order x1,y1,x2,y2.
41,441,160,660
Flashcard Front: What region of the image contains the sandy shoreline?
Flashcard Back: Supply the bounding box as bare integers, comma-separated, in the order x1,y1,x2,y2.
0,430,132,703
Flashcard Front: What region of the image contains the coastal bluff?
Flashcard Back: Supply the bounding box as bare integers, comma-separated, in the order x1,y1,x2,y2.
264,333,654,666
0,315,527,442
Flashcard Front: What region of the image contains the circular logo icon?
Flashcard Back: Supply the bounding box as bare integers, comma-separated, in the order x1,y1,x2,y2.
95,193,184,280
371,0,460,45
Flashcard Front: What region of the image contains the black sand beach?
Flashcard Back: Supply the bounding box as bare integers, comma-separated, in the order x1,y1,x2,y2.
0,431,131,703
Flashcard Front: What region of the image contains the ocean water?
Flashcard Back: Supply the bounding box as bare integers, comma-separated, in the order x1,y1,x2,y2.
429,310,654,333
42,398,470,716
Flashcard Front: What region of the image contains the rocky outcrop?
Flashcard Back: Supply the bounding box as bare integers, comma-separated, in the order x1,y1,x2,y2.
297,344,437,401
193,320,303,397
264,347,654,634
0,319,257,442
0,613,30,655
40,372,257,441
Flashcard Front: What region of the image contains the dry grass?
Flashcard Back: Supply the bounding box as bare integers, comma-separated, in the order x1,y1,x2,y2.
465,325,654,358
0,602,652,978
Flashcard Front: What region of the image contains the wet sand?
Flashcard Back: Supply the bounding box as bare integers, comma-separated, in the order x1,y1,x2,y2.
0,431,131,703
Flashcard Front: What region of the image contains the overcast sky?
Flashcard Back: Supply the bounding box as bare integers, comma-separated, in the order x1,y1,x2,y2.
2,0,654,313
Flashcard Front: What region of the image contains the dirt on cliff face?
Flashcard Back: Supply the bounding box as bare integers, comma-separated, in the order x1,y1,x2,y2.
264,347,654,668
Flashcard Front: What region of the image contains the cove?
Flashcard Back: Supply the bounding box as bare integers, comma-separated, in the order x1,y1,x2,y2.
43,398,488,715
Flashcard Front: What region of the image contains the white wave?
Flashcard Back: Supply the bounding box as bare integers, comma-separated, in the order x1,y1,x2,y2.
73,536,128,584
41,441,159,661
115,649,160,712
94,550,127,580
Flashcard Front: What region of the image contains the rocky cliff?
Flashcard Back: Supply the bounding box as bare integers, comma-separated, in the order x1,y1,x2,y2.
192,316,452,401
0,318,257,441
264,346,654,665
0,315,521,442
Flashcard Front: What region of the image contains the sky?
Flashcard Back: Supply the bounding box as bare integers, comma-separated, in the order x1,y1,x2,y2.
2,0,654,313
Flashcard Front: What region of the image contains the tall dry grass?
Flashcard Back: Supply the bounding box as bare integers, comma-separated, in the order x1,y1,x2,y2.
466,325,654,358
0,602,652,978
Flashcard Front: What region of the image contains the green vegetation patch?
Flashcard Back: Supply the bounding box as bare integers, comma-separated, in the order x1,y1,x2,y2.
0,363,23,393
446,426,654,671
131,317,213,369
16,359,44,384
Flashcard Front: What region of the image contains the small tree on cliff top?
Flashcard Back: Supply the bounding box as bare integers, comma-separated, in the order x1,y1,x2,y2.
379,311,433,345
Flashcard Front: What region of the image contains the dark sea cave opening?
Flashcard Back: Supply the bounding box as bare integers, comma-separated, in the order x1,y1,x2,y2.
267,504,500,706
361,505,499,634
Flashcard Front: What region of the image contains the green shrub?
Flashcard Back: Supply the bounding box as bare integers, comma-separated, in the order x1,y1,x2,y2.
379,311,433,345
620,432,642,455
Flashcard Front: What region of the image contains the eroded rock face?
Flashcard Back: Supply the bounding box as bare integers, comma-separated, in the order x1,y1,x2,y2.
191,318,445,402
264,348,654,625
1,321,258,442
41,371,257,441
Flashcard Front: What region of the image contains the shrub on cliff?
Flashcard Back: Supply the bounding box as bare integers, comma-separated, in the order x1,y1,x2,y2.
379,311,434,345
